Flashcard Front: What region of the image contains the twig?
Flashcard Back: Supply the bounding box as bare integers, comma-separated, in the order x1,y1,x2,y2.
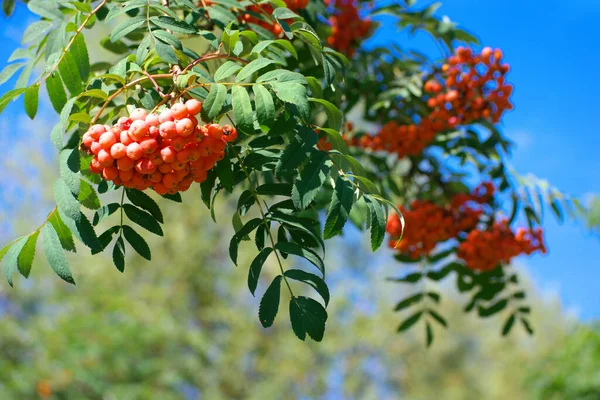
142,70,167,98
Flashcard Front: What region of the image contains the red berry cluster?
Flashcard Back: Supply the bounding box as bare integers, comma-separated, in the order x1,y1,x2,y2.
82,99,237,195
351,47,513,158
426,46,513,125
239,0,308,37
325,0,372,56
457,221,546,272
386,183,494,260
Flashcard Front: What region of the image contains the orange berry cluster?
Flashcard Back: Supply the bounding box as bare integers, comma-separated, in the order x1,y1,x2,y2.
425,46,513,125
325,0,372,56
239,0,308,37
386,183,494,260
351,47,513,158
457,221,546,272
82,99,237,195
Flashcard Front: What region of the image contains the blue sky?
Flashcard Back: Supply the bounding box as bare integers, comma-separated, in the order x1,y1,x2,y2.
1,1,599,319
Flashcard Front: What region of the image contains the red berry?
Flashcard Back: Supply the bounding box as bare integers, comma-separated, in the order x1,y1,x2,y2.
160,146,176,163
88,124,106,140
126,142,144,160
82,132,94,148
98,149,114,166
89,157,103,174
120,130,133,146
130,108,148,121
119,169,134,182
99,131,117,150
140,138,158,155
117,157,135,171
102,166,119,181
170,103,189,120
162,173,177,188
207,124,223,139
223,125,237,142
185,99,203,115
176,118,194,137
145,113,160,126
158,109,174,123
110,142,127,159
135,158,156,174
118,117,132,131
129,120,149,141
159,163,173,174
159,121,177,139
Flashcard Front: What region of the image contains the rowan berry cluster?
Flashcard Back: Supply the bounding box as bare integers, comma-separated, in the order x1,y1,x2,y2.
457,221,546,272
351,47,513,158
425,46,513,125
325,0,372,56
238,0,308,37
386,183,494,259
82,99,237,195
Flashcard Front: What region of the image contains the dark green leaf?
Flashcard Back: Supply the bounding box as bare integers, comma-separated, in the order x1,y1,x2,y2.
214,61,242,82
253,84,275,131
289,296,327,342
394,293,423,311
428,309,448,327
397,311,423,332
274,241,324,277
229,218,263,265
478,298,508,318
126,189,163,223
71,34,90,81
3,237,27,286
364,195,386,251
502,314,516,336
78,180,100,210
112,237,126,272
271,82,309,119
237,58,277,82
48,211,76,252
291,151,330,209
122,204,163,236
17,231,40,278
58,51,83,96
122,225,151,261
256,183,292,196
231,85,254,134
324,177,354,239
151,16,196,34
46,73,67,113
93,203,120,226
110,15,146,42
201,83,227,121
248,247,273,295
259,275,282,328
285,269,330,305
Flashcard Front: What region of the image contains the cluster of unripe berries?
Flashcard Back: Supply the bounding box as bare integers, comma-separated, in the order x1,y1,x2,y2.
386,183,494,260
82,99,237,195
457,221,546,272
325,0,372,56
238,0,308,37
353,47,513,158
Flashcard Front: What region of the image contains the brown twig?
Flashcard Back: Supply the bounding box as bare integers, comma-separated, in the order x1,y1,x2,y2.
181,53,249,74
142,70,167,98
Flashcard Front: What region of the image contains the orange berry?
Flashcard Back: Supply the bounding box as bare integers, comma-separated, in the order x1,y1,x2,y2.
102,166,119,181
185,99,203,115
207,123,223,139
130,108,148,121
117,156,134,171
176,118,194,137
98,149,114,166
110,142,127,159
170,103,189,120
126,143,144,160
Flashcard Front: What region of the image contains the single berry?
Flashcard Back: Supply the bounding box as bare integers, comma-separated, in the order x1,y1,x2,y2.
176,118,194,137
207,123,223,139
158,109,174,123
185,99,203,115
102,166,119,181
98,149,114,166
117,156,135,171
110,142,127,159
159,121,177,139
126,142,144,160
130,108,148,121
170,103,189,120
99,131,117,150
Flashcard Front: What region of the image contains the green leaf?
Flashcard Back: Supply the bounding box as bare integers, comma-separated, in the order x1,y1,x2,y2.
23,84,39,119
162,192,182,202
237,58,278,82
46,73,67,113
520,317,534,335
2,0,15,17
275,241,324,277
151,16,196,34
214,61,242,82
48,211,76,252
428,309,448,327
110,15,146,42
42,224,75,285
394,293,423,312
122,225,151,261
0,87,26,115
109,236,125,272
324,177,354,239
285,269,330,306
123,204,163,236
0,63,24,85
201,83,227,121
272,7,299,20
78,89,108,100
58,51,83,96
289,296,327,342
271,82,309,119
502,314,516,336
259,275,282,328
126,189,163,223
309,98,342,131
215,150,233,192
252,84,275,131
22,21,52,44
231,85,254,134
71,34,90,81
397,311,423,332
17,231,40,278
426,321,434,347
364,195,386,251
28,0,62,19
292,151,330,210
93,203,120,226
478,298,508,318
248,247,273,295
229,218,263,265
256,183,292,196
78,180,100,210
3,237,27,286
257,70,307,84
54,179,80,221
155,41,178,64
59,148,80,196
152,30,183,50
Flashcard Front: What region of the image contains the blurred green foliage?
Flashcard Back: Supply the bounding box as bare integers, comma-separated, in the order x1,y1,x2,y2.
0,192,597,399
